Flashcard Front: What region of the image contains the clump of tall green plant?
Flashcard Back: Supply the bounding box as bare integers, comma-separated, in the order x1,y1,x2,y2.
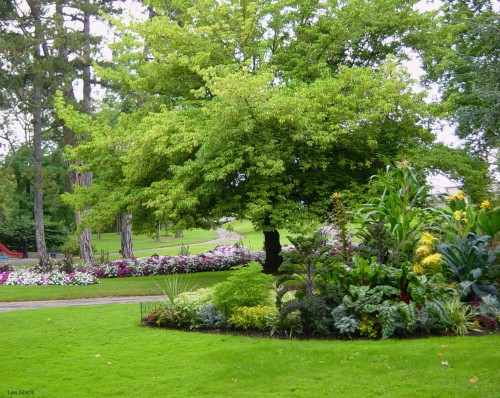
356,162,434,260
277,234,339,336
155,274,196,305
213,262,274,316
439,190,500,239
330,192,353,263
444,296,478,336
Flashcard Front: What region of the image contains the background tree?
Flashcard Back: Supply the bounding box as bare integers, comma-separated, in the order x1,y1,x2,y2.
0,0,124,264
421,0,499,171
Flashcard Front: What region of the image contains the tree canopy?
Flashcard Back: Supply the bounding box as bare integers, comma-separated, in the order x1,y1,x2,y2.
59,0,444,272
421,0,499,166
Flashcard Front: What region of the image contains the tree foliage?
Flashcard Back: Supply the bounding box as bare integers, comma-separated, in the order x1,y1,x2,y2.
59,0,444,272
421,0,499,165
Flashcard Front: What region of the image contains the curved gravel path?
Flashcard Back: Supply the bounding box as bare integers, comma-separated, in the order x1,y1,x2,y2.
0,295,166,313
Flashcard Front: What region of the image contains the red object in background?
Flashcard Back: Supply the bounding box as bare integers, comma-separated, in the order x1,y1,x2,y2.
0,242,23,258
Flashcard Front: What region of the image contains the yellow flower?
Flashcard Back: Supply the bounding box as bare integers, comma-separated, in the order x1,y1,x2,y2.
480,200,491,210
453,210,464,221
421,253,443,267
331,192,343,201
412,264,425,275
456,190,464,201
419,232,437,246
416,245,432,257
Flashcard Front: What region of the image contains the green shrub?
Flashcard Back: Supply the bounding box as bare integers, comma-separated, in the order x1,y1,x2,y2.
61,240,80,256
60,239,97,256
213,263,274,316
267,311,303,338
0,217,69,251
229,305,278,331
195,303,227,329
357,313,379,338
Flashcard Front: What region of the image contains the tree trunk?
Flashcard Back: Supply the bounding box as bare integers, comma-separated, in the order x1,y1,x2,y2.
263,229,282,274
121,212,134,258
74,5,95,263
175,229,184,238
28,0,50,269
155,221,160,241
75,209,94,264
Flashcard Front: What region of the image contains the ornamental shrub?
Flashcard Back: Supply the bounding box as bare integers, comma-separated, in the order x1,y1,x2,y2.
0,217,69,251
195,303,227,329
213,262,274,316
229,305,278,331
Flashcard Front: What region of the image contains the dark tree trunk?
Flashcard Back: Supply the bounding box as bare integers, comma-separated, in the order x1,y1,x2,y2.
263,229,282,274
28,0,50,269
155,221,161,241
121,212,134,258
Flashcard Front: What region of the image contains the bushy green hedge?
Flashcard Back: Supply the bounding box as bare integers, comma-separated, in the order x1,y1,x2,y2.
0,217,69,251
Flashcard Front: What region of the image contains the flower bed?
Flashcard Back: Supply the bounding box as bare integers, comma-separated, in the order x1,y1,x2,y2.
0,270,99,286
0,245,264,286
86,244,265,278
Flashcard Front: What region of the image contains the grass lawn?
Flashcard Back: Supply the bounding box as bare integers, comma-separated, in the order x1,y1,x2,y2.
48,220,304,261
224,220,295,250
90,229,218,254
1,304,498,398
0,271,234,302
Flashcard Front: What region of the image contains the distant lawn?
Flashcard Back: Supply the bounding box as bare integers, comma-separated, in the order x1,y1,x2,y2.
90,228,218,253
1,304,498,398
57,220,316,262
104,243,232,261
224,220,297,250
92,221,298,260
0,271,234,302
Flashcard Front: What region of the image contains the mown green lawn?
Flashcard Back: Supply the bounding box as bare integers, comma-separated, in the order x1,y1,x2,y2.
1,304,498,398
78,221,294,260
0,271,234,302
91,228,218,254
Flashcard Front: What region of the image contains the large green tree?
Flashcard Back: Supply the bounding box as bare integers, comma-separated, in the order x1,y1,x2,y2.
421,0,499,168
61,0,490,272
